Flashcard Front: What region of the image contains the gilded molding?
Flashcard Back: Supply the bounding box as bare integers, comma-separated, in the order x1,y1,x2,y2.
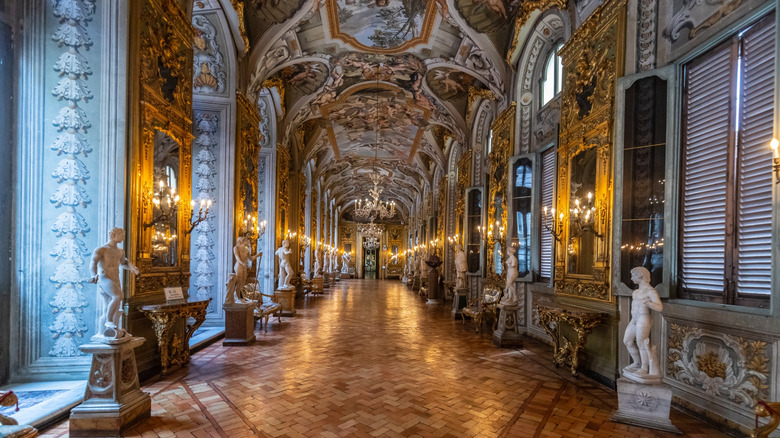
486,103,515,277
229,0,250,54
505,0,568,66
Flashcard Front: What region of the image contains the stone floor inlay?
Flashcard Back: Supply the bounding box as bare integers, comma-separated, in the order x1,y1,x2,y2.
42,280,729,437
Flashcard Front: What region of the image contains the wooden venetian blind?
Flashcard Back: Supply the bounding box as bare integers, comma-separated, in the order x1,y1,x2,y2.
736,13,775,296
539,148,555,279
680,40,733,295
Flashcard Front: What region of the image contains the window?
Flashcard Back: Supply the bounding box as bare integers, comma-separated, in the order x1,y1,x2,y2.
539,147,556,281
540,44,563,107
679,12,775,306
510,156,533,278
486,129,494,154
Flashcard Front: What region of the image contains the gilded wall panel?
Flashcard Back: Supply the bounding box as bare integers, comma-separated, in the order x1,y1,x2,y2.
235,92,262,254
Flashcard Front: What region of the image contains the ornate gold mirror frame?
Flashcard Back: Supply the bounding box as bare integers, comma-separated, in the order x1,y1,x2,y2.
487,103,515,282
235,92,262,273
455,150,472,240
276,147,291,252
554,0,625,302
129,0,194,296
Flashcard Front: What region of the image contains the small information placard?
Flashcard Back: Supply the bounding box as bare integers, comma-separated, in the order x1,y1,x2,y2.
164,287,184,302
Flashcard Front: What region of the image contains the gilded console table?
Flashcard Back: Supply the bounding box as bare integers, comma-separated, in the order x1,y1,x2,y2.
137,299,210,376
535,305,606,377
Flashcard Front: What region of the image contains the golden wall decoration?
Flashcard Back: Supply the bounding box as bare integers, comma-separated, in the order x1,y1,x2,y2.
553,0,624,302
312,187,318,242
262,77,286,120
276,147,291,248
298,171,306,244
129,0,194,295
228,0,250,54
455,150,472,234
486,103,515,280
235,92,262,252
437,176,447,245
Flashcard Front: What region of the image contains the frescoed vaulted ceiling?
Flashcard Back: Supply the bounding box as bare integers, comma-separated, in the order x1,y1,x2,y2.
244,0,515,220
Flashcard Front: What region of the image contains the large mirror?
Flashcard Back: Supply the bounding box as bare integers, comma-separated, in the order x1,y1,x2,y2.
150,131,180,267
465,187,483,274
509,155,534,280
567,147,597,275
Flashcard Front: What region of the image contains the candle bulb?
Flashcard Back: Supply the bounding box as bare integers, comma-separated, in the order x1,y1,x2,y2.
771,139,779,158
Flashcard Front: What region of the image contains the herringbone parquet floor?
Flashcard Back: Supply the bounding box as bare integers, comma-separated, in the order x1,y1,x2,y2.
43,280,729,437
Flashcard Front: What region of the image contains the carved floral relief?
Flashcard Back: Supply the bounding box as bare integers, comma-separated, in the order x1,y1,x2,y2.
192,15,227,94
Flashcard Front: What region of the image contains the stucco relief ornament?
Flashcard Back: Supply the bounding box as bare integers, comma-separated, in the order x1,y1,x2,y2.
623,267,663,384
500,246,519,305
89,228,139,343
276,239,294,290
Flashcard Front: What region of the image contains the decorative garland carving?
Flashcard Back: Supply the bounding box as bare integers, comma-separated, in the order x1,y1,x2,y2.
192,112,218,308
47,0,96,357
637,0,657,71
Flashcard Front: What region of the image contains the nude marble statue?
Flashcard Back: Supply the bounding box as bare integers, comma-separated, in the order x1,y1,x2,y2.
454,244,467,290
90,228,139,341
623,266,663,382
276,239,294,290
225,236,260,305
341,252,350,274
500,246,519,305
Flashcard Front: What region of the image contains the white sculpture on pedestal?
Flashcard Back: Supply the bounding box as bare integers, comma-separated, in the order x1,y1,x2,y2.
225,236,260,305
323,248,331,274
276,239,294,290
90,228,139,342
314,246,323,277
623,266,663,382
330,248,338,274
500,246,519,305
454,244,467,290
341,252,350,274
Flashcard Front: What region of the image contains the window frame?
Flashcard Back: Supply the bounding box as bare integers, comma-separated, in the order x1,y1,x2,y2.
539,43,563,109
662,3,778,312
507,153,536,283
464,186,485,277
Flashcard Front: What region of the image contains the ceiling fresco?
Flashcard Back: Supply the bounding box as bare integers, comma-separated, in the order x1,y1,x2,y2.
245,0,512,215
326,0,441,53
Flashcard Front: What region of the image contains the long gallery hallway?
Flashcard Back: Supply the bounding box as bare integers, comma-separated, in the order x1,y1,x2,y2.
45,281,727,438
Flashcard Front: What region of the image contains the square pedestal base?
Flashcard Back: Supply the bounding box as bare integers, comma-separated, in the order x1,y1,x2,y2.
274,289,297,316
493,304,524,348
70,337,151,437
611,377,680,434
223,302,257,346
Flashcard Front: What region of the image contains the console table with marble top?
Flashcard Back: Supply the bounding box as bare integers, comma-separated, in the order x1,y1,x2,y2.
137,299,210,376
535,305,607,377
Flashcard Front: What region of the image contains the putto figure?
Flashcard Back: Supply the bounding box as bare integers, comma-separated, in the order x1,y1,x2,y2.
623,266,663,382
90,228,139,341
276,239,294,289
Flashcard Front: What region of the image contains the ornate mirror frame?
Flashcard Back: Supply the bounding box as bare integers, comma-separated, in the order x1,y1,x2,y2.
554,0,625,302
508,153,536,283
487,103,515,281
128,0,194,296
234,92,262,274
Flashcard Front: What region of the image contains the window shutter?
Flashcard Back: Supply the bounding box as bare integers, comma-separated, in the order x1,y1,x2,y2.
736,13,775,296
680,41,734,294
540,148,555,279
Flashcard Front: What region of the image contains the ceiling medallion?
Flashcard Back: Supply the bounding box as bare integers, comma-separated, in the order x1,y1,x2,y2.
325,0,439,54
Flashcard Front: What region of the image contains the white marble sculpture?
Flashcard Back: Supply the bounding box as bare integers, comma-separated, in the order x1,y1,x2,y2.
314,246,323,277
623,266,663,383
276,239,294,290
330,248,338,274
500,246,519,306
89,228,139,342
341,252,350,274
225,236,260,305
454,244,467,290
323,248,331,274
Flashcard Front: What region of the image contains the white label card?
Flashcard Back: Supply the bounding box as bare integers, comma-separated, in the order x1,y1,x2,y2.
164,287,184,301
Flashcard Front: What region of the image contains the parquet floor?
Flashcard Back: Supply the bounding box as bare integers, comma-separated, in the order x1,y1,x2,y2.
43,280,729,437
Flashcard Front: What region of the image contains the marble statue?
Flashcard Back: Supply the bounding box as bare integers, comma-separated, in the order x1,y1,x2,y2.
330,248,338,274
341,252,350,274
90,228,139,341
623,266,663,382
323,248,331,274
314,246,323,277
500,246,519,306
276,239,294,289
454,244,467,290
225,236,260,305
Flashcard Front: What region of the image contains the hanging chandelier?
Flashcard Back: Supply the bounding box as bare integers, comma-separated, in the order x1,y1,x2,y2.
363,235,381,250
357,220,384,238
353,73,396,221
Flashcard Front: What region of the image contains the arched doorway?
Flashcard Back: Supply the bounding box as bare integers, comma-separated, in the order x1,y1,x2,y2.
363,240,378,279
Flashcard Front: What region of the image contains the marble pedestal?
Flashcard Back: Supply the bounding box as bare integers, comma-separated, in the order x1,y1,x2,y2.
611,377,680,433
223,302,257,346
492,303,524,348
69,337,150,437
0,425,38,437
452,288,468,319
274,289,297,316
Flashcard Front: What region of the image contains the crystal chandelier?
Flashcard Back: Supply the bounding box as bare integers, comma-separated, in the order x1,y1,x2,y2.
357,220,384,238
363,235,381,250
354,170,396,220
353,77,396,221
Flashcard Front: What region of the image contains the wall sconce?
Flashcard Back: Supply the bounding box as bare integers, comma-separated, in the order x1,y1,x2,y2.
771,139,779,183
569,192,604,239
185,198,212,235
477,220,504,245
447,234,461,245
241,215,265,240
542,206,564,242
